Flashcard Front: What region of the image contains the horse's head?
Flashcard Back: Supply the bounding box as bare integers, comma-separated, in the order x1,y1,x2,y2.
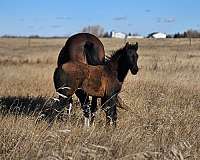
124,42,139,75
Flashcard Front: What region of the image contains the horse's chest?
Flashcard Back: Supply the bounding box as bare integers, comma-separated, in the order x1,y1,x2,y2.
106,78,122,96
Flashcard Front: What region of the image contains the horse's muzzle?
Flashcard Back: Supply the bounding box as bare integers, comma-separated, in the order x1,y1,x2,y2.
130,67,139,75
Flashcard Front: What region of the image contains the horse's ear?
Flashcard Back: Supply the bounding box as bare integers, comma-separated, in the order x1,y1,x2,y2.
135,42,138,51
125,42,129,49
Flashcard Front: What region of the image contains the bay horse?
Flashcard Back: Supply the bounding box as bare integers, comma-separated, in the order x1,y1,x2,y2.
53,42,139,127
57,33,105,116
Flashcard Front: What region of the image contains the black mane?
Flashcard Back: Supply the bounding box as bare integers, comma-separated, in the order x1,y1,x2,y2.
105,47,125,65
105,43,137,64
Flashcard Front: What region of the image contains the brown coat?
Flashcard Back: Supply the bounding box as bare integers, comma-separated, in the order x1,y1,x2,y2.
61,62,122,97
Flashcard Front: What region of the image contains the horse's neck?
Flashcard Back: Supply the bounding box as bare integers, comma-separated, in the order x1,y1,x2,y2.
107,55,129,82
116,59,129,82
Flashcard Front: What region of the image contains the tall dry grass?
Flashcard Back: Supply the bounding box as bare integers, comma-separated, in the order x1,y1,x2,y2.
0,38,200,159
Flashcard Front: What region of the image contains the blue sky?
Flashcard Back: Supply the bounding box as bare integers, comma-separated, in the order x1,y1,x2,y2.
0,0,199,36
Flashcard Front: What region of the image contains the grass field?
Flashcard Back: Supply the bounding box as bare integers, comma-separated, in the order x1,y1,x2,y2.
0,37,200,159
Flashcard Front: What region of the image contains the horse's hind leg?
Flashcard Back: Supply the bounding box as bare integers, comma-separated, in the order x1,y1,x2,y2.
53,67,73,122
75,89,90,127
42,86,73,127
56,89,73,120
66,97,73,117
75,89,89,106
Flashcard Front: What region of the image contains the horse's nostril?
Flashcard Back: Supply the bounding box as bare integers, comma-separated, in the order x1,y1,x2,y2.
135,67,139,72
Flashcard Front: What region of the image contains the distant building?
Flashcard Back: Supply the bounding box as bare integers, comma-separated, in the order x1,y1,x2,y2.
111,31,127,39
147,32,167,38
127,35,144,39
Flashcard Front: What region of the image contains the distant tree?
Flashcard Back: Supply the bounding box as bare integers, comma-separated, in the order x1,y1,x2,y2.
166,34,173,38
103,32,110,38
132,33,139,36
81,25,104,37
1,35,17,38
183,32,187,38
109,31,112,37
28,35,40,38
174,32,185,38
174,29,200,38
186,29,200,38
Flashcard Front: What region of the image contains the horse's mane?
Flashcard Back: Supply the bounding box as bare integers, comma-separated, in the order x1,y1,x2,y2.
105,43,137,63
105,47,125,65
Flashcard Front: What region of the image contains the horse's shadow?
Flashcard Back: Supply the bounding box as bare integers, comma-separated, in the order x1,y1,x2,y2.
0,96,54,117
0,96,83,125
0,96,129,127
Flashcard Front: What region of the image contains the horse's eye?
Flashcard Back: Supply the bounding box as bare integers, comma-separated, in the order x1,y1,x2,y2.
128,50,133,55
133,54,138,60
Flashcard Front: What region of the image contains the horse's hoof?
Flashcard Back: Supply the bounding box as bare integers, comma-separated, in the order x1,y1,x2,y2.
66,103,72,115
105,121,117,130
90,117,95,126
35,113,46,124
110,121,117,128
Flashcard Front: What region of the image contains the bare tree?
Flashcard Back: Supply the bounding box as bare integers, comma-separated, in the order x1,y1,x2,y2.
186,29,200,38
81,25,104,37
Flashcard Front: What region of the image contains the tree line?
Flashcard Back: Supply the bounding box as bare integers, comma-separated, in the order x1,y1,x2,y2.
1,25,200,38
81,26,200,38
172,29,200,38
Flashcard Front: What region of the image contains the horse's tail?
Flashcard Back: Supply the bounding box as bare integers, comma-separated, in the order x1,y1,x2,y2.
84,41,103,65
57,46,70,67
53,67,66,91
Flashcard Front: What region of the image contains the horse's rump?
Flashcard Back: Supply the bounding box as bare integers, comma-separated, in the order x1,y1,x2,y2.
57,33,105,66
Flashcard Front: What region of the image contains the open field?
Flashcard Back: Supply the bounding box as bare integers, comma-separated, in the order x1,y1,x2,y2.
0,38,200,159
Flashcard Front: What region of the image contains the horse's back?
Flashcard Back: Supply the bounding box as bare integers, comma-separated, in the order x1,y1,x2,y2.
57,33,105,66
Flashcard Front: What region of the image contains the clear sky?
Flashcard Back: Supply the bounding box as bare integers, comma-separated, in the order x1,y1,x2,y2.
0,0,199,36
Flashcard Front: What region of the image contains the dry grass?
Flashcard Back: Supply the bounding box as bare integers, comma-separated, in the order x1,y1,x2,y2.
0,38,200,159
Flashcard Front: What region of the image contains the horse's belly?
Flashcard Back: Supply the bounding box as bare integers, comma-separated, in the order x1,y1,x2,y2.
83,87,105,97
81,76,105,97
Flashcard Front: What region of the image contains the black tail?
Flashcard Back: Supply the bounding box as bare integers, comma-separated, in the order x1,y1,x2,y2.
84,41,102,65
53,67,66,90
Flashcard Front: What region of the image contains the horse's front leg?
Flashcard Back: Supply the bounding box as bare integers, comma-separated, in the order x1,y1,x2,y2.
82,96,98,127
102,95,117,128
90,96,98,125
75,89,91,127
81,103,89,127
